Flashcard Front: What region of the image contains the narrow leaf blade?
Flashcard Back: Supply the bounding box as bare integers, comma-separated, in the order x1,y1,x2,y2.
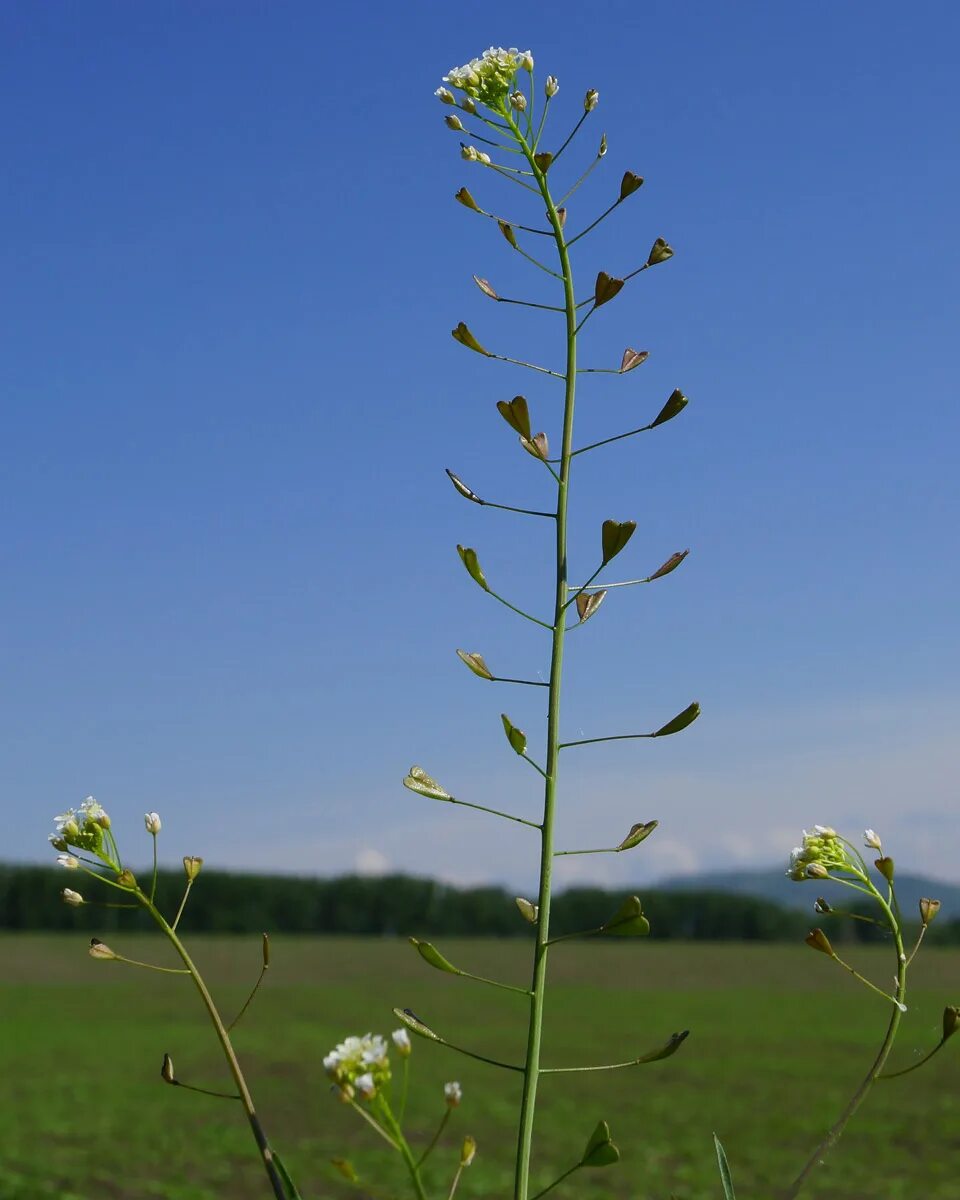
714,1135,737,1200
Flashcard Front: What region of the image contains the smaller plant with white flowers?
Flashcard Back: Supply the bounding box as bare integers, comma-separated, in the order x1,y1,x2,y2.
322,1029,474,1198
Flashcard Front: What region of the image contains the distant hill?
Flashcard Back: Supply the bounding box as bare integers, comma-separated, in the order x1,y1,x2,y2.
656,867,960,918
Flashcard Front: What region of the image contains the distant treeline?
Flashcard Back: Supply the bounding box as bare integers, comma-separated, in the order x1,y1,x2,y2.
4,864,958,943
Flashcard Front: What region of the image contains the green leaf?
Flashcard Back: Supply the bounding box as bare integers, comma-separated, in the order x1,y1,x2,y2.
594,271,624,307
580,1120,620,1168
651,387,688,428
652,701,701,737
600,895,650,938
496,396,532,440
455,187,481,212
575,589,607,624
617,819,659,851
714,1135,737,1200
410,937,459,975
446,470,482,504
647,237,674,265
619,347,649,373
456,650,493,680
392,1007,442,1042
451,322,489,354
403,766,451,801
457,545,490,591
515,896,538,923
272,1151,304,1199
619,171,644,199
635,1029,689,1063
501,713,527,756
601,519,637,564
646,549,689,581
473,274,498,300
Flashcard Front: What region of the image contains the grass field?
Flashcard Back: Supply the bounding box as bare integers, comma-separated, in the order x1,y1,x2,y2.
3,934,958,1199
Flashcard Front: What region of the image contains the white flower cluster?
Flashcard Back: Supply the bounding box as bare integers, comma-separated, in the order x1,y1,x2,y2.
323,1032,393,1101
439,46,533,108
49,797,111,857
787,824,862,881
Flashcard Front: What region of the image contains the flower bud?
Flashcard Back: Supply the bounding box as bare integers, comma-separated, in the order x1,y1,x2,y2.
943,1006,960,1040
584,89,599,112
89,938,117,961
435,86,455,105
61,888,84,907
461,97,477,115
461,144,479,162
444,1080,463,1108
806,862,829,879
520,51,534,71
545,75,559,98
445,114,465,131
919,897,941,926
61,819,80,840
116,869,138,889
57,854,79,870
863,828,882,851
477,151,491,166
183,855,204,881
355,1072,376,1101
805,928,835,957
334,1082,355,1103
161,1053,176,1084
392,1028,412,1057
49,835,68,852
875,856,895,883
461,1135,477,1167
144,812,162,835
510,90,527,112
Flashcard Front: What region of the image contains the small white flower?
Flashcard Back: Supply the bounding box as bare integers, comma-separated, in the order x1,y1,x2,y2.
391,1028,412,1056
584,88,599,112
519,51,534,71
435,87,455,105
61,888,84,906
355,1072,376,1100
461,145,479,162
864,829,882,851
444,1080,463,1108
445,114,465,131
811,825,837,838
323,1050,341,1075
477,151,491,166
57,854,79,869
545,75,559,98
88,939,117,960
144,812,162,835
460,97,477,115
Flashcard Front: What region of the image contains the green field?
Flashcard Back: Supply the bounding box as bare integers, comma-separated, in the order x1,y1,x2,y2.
4,935,958,1199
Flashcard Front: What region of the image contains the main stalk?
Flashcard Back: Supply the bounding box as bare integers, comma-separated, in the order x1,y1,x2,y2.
504,108,579,1200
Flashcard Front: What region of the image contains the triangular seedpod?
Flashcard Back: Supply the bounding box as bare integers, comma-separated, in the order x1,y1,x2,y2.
594,272,625,307
392,1007,442,1042
496,396,532,440
652,701,701,737
646,549,689,581
457,545,490,591
446,470,482,504
501,713,527,756
575,589,607,624
601,519,637,564
410,938,459,975
161,1054,176,1084
473,275,499,300
534,152,553,173
456,650,494,680
619,347,650,373
580,1120,620,1168
619,171,644,199
651,387,688,428
403,767,451,801
498,220,518,248
515,896,539,923
455,187,481,211
617,820,659,851
805,928,835,956
331,1160,359,1184
600,895,650,937
635,1029,689,1063
451,323,490,355
647,237,674,265
520,432,549,460
875,856,895,883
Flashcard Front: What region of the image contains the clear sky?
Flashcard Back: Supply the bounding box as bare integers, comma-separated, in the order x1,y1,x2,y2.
4,1,958,891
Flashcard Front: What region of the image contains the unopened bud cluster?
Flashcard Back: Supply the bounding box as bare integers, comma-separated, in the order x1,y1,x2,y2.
787,825,862,882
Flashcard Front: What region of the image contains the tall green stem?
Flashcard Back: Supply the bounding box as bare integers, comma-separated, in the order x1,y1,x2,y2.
783,893,907,1199
142,895,288,1200
503,107,578,1200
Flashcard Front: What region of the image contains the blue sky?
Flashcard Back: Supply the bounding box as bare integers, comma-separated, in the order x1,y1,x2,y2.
4,1,958,889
